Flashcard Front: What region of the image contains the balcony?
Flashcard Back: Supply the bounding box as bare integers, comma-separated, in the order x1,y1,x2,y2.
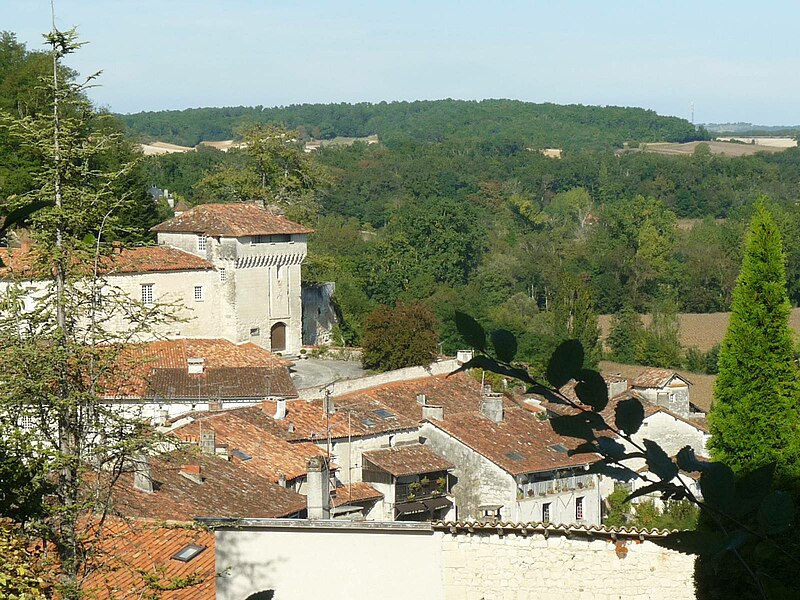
518,473,595,499
395,476,448,502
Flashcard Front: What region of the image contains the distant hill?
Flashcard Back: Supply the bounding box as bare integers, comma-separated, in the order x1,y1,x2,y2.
703,122,800,137
119,99,707,150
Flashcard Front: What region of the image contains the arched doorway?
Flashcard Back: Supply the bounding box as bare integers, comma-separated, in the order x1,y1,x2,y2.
270,322,286,352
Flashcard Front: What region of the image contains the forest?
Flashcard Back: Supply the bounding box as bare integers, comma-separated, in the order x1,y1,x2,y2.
5,31,800,375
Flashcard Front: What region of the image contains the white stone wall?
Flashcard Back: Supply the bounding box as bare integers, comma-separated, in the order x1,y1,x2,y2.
327,429,420,485
214,521,697,600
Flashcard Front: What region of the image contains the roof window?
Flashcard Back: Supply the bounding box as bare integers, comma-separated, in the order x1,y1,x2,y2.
171,543,206,562
505,450,524,462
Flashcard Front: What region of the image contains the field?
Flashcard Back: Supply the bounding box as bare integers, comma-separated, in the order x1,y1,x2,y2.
598,308,800,352
637,140,787,157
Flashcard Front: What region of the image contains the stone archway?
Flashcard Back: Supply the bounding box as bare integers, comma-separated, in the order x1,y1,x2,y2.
270,322,286,352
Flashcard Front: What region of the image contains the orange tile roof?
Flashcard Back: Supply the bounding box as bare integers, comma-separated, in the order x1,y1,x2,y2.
428,407,599,476
333,372,490,422
332,481,384,507
107,339,296,399
363,445,453,477
151,203,314,237
82,518,215,600
258,397,418,441
632,368,691,388
110,448,307,520
173,412,326,482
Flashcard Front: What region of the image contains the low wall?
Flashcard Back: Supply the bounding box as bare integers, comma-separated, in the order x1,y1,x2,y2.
210,519,696,600
298,359,461,399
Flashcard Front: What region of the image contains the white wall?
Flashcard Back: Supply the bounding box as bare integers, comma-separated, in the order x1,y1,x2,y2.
214,520,696,600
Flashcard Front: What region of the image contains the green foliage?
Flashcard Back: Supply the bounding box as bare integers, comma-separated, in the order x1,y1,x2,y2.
708,201,800,484
361,303,439,371
607,307,645,363
603,484,700,530
0,523,49,599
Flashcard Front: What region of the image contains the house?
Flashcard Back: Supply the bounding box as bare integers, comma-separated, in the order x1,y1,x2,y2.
0,203,313,355
362,445,455,521
81,518,215,600
419,393,602,524
110,448,308,520
631,368,703,418
104,338,297,421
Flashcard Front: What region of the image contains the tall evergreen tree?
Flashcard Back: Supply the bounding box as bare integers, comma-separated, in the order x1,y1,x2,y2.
708,200,800,483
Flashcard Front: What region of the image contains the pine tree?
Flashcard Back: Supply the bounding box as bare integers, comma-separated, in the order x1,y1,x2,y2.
708,200,800,483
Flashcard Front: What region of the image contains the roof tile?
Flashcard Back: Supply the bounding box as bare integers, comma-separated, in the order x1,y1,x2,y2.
151,203,314,237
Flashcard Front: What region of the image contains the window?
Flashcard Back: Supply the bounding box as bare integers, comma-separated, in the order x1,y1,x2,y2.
194,285,204,302
251,234,291,245
171,544,206,563
219,268,226,282
197,234,207,252
250,327,260,336
542,502,551,523
141,283,154,305
576,496,584,521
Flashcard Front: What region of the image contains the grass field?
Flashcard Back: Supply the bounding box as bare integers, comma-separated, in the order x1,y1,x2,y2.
637,140,787,157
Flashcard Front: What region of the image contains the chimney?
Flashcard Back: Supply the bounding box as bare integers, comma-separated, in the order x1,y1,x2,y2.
306,456,330,519
112,240,122,254
456,349,474,364
288,422,295,433
422,404,444,421
200,430,216,455
481,392,504,423
274,398,287,420
187,358,204,374
607,377,628,399
132,455,153,494
179,464,203,484
278,473,287,487
416,394,427,406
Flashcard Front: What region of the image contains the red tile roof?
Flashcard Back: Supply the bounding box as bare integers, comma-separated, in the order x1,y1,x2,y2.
334,372,491,422
173,412,326,482
363,445,454,477
82,519,215,600
0,246,213,278
151,203,314,237
632,368,691,389
427,407,599,476
332,482,384,506
110,448,307,520
107,339,296,400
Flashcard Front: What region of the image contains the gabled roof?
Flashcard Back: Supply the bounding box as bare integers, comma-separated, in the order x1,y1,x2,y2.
172,412,326,482
363,445,453,477
82,519,215,600
632,368,691,388
333,372,491,422
110,448,307,520
426,407,598,476
107,339,296,399
151,203,314,237
259,397,418,441
0,245,213,279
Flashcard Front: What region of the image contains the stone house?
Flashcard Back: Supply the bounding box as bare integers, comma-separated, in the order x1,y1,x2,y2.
631,368,704,417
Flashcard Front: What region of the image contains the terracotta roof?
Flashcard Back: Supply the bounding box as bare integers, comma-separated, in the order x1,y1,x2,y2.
432,520,677,537
632,368,691,388
427,407,599,476
258,397,418,442
172,412,326,482
334,372,492,422
110,448,307,520
332,482,384,507
82,519,215,600
151,203,314,237
107,339,296,400
363,445,453,477
0,245,213,278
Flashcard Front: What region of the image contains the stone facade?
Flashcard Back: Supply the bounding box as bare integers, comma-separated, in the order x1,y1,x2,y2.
301,282,337,345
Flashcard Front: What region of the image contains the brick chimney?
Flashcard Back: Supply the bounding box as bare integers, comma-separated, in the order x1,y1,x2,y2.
132,455,153,494
179,464,203,484
306,456,330,519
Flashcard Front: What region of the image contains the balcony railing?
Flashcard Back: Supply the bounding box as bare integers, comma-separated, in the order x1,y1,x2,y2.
396,479,448,502
518,474,595,499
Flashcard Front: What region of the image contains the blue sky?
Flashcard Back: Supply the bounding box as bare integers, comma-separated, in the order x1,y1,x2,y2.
4,1,799,124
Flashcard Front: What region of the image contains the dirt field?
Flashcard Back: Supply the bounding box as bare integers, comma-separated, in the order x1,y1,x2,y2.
638,140,787,157
598,308,800,352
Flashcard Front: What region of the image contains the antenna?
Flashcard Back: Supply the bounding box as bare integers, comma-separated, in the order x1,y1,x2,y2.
691,101,695,125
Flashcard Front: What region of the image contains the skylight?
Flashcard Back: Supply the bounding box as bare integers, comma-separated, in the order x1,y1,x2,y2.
171,543,206,562
549,444,569,454
374,408,395,419
505,450,524,462
230,449,252,461
361,417,376,427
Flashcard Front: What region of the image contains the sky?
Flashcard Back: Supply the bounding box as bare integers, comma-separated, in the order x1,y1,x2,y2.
4,1,799,125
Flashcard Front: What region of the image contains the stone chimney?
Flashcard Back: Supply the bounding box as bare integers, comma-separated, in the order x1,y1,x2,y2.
132,455,153,494
481,392,504,423
179,464,203,484
200,430,216,455
274,398,287,420
607,377,628,399
416,394,427,406
306,456,330,519
422,404,444,421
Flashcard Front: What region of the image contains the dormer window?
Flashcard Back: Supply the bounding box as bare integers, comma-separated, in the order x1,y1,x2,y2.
187,358,204,374
197,234,207,252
